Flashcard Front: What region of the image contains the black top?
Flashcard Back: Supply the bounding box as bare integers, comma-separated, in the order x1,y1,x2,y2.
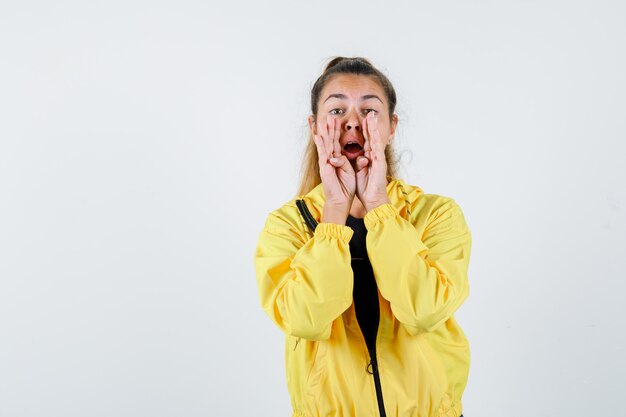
346,215,380,355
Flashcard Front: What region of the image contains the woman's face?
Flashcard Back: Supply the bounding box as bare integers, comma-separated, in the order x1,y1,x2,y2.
308,73,398,166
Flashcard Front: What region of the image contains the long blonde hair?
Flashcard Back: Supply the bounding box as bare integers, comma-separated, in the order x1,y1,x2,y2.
296,57,402,197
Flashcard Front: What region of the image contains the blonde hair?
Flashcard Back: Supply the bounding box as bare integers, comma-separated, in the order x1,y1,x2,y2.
296,56,401,197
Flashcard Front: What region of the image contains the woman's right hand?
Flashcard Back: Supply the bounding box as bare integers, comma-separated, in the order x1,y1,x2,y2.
313,115,356,215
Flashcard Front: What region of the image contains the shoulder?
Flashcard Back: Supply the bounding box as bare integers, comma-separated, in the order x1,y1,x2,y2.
398,179,457,213
260,197,310,243
399,180,467,231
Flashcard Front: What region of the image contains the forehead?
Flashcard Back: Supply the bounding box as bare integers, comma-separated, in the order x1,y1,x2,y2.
320,74,386,103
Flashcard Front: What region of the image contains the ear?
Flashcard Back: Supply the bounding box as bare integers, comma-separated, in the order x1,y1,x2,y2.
308,115,317,135
389,114,399,143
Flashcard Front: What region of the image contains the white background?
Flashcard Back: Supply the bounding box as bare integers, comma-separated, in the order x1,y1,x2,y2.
1,1,625,416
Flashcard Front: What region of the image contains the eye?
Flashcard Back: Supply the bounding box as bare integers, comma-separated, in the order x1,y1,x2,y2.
329,108,344,116
363,109,378,115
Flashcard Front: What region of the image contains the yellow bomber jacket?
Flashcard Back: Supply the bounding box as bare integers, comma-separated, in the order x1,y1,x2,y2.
253,177,472,417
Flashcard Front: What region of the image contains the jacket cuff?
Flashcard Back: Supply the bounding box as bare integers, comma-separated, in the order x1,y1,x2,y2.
315,222,354,242
364,203,398,230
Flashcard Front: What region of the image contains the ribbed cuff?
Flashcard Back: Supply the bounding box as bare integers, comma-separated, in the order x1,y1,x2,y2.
314,222,354,242
364,203,398,230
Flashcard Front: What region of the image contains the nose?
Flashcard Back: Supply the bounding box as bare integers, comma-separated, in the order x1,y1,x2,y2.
344,110,361,132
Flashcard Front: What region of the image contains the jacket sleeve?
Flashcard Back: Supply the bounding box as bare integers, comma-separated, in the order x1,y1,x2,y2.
253,209,355,341
364,197,472,336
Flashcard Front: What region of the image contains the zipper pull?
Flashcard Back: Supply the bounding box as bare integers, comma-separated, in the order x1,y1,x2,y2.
366,355,378,375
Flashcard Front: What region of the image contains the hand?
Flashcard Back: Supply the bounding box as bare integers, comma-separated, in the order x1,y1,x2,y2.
313,114,357,210
354,112,391,212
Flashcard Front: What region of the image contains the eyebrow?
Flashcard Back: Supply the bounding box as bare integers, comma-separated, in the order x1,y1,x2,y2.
323,93,383,104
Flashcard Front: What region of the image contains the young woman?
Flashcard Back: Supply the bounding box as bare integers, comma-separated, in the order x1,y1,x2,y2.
254,57,471,417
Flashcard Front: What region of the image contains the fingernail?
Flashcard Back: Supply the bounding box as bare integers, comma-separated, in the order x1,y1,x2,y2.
330,157,339,163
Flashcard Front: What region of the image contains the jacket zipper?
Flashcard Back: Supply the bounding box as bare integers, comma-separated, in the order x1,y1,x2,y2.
356,290,386,417
367,347,387,417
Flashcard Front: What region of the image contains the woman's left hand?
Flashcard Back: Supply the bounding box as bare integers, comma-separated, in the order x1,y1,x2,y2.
355,112,392,212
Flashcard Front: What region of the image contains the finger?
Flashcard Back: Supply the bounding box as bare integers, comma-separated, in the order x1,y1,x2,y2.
313,134,328,163
325,115,335,158
329,154,354,175
328,115,337,158
362,115,372,160
367,112,378,142
368,114,383,160
362,114,372,152
318,117,332,158
317,117,328,138
332,115,341,157
355,156,369,173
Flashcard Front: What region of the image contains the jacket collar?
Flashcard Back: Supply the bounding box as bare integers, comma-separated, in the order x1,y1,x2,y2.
302,175,422,222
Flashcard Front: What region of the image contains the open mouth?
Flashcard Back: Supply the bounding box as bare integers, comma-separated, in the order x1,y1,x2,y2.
342,142,364,159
